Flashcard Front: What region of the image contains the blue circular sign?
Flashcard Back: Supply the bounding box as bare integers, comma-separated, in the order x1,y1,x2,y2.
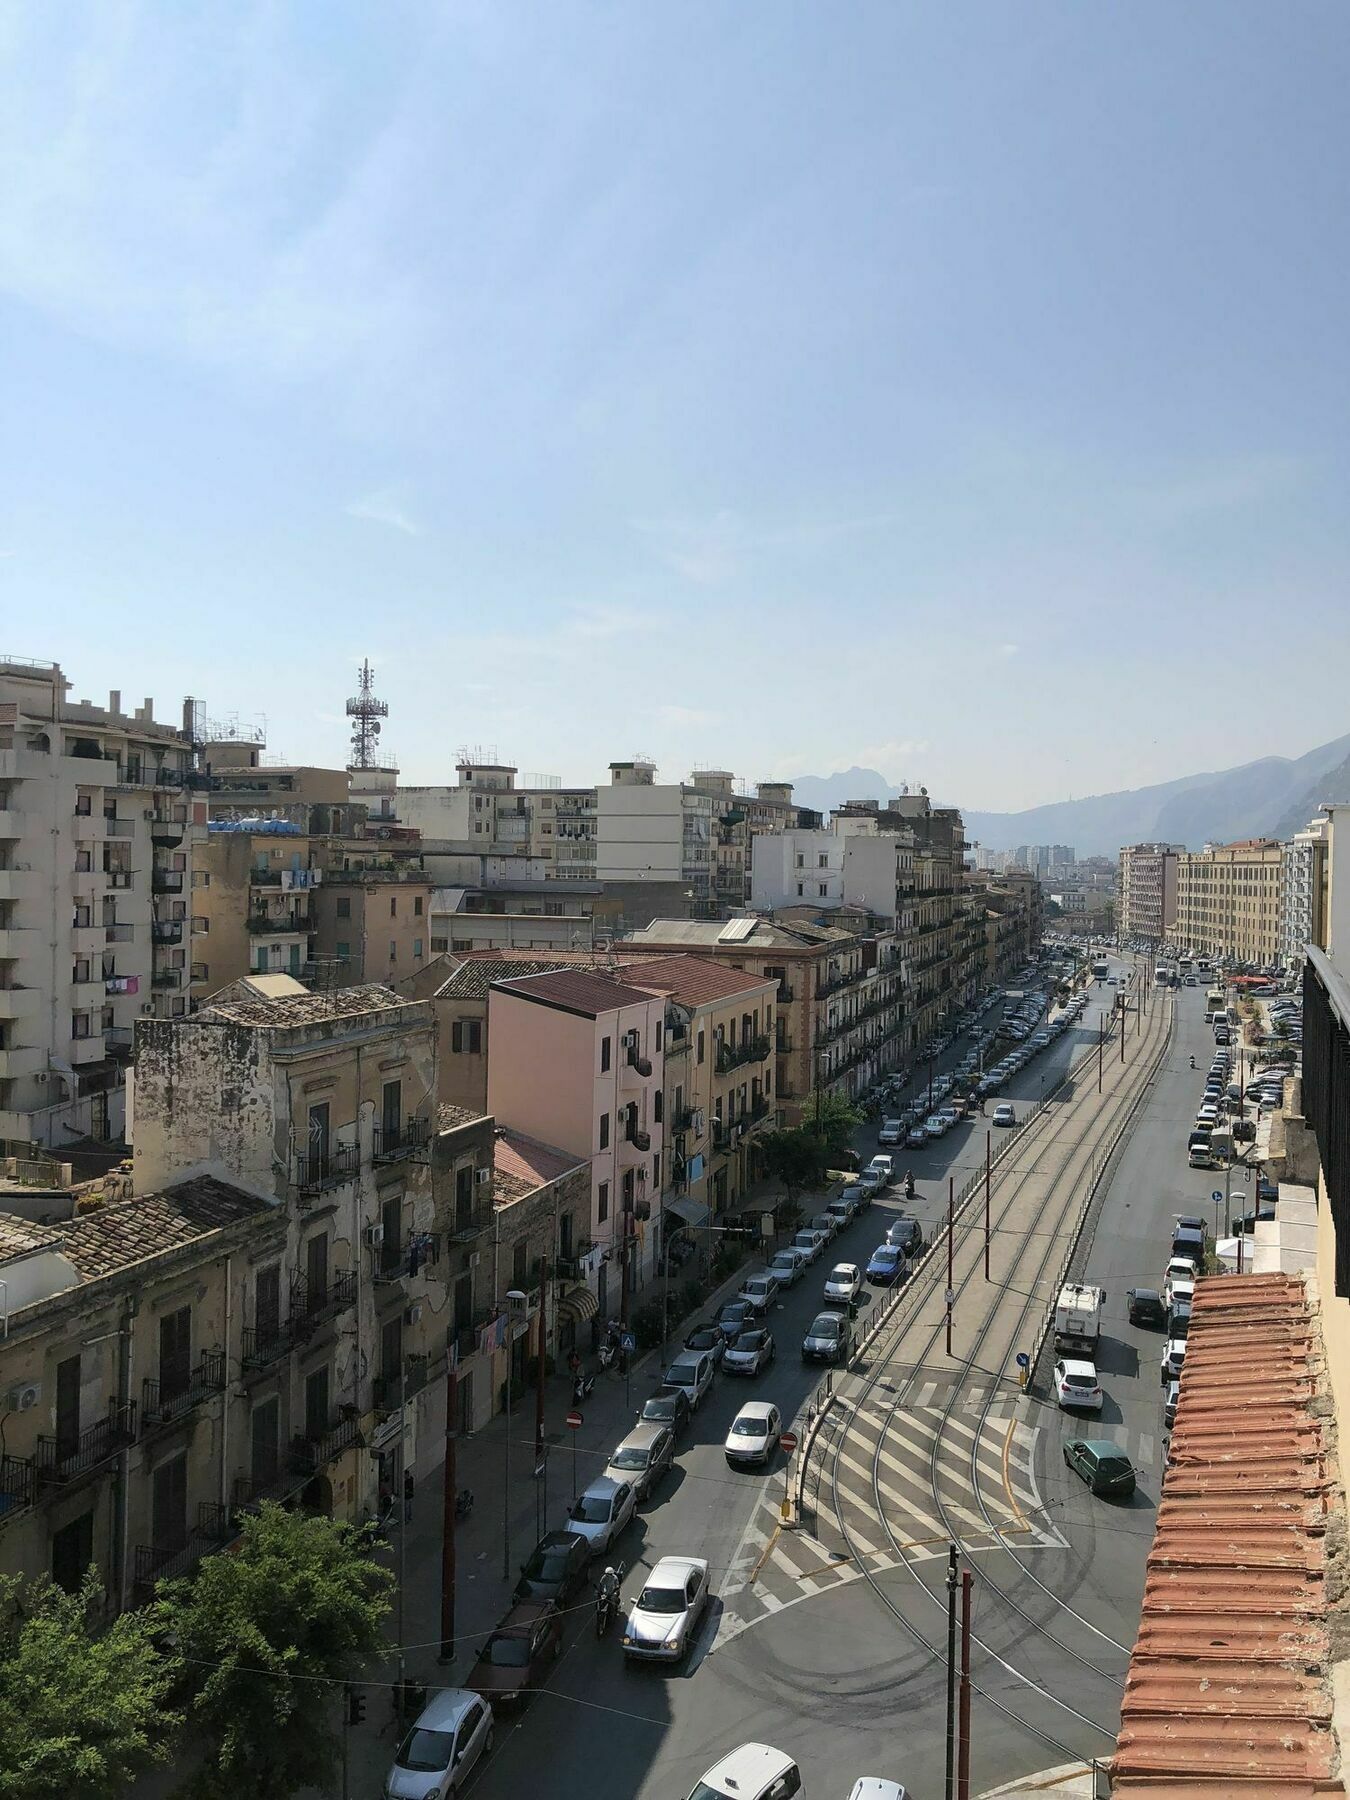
1015,1352,1030,1369
1211,1190,1223,1203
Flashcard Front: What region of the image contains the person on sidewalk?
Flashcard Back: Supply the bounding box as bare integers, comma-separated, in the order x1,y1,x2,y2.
403,1469,415,1524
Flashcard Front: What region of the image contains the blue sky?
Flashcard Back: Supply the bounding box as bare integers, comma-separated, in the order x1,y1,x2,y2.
2,2,1347,812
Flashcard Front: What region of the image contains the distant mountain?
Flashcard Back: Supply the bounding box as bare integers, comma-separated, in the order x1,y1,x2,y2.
960,731,1350,857
788,766,891,818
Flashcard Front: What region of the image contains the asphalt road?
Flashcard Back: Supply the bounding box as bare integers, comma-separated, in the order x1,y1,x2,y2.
459,970,1114,1800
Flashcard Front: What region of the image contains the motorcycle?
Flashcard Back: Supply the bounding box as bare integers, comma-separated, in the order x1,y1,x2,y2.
572,1369,596,1404
903,1171,916,1200
454,1487,474,1521
595,1561,626,1638
597,1340,617,1372
1189,1056,1196,1070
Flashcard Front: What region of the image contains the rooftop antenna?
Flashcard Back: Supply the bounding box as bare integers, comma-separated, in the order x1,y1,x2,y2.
346,659,388,769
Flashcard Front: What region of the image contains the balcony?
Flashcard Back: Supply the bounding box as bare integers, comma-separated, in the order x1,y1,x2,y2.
748,1096,771,1123
294,1139,360,1194
672,1104,698,1135
289,1411,363,1475
151,821,185,848
152,870,184,894
624,1116,651,1153
36,1401,137,1484
716,1034,771,1074
232,1468,306,1515
249,869,284,887
152,969,183,990
106,1025,134,1058
104,923,135,945
105,869,134,889
152,921,183,945
142,1351,227,1430
0,1453,36,1526
241,1320,290,1372
289,1268,358,1337
102,814,134,839
372,1354,430,1411
817,965,864,999
0,982,38,1020
372,1116,431,1162
375,1237,440,1284
153,767,185,789
248,913,309,936
624,1043,653,1078
775,984,795,1004
133,1534,209,1595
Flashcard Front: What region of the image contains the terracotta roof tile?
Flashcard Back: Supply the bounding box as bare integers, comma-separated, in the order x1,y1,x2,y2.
1109,1271,1343,1796
490,968,658,1017
618,954,778,1006
203,983,415,1028
494,1131,586,1205
57,1176,272,1281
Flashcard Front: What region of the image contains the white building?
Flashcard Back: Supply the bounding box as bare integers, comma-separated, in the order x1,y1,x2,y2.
593,761,713,902
1279,817,1329,973
750,828,846,909
0,658,203,1149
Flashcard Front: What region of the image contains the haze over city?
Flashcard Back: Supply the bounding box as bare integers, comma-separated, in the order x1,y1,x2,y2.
4,2,1348,809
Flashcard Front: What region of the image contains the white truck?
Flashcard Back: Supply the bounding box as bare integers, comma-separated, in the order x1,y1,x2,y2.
1053,1283,1106,1354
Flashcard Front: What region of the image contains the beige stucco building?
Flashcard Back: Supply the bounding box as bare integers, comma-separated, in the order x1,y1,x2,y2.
0,658,205,1151
1173,839,1284,964
1117,842,1183,943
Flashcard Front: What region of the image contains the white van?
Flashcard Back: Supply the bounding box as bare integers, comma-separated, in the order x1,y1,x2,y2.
688,1744,802,1800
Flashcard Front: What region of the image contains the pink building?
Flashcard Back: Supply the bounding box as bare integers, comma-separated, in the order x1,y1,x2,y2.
486,968,666,1320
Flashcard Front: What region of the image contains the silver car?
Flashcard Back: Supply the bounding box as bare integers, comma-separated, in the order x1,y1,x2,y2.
603,1423,675,1500
622,1555,710,1662
384,1687,494,1800
565,1475,637,1556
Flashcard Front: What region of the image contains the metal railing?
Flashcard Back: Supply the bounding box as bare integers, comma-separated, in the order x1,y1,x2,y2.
624,1118,651,1152
151,921,182,944
289,1412,363,1475
293,1139,360,1194
142,1351,227,1428
0,1454,36,1524
36,1401,137,1483
288,1268,358,1334
376,1237,439,1283
241,1320,289,1371
152,870,184,893
248,913,309,935
372,1354,430,1410
372,1117,431,1162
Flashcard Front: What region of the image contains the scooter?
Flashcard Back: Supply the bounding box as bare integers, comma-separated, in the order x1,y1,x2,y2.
597,1340,617,1372
903,1171,916,1200
1189,1056,1196,1070
572,1369,596,1404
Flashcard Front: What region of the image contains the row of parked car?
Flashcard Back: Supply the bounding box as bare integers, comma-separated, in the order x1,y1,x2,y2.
862,989,1011,1118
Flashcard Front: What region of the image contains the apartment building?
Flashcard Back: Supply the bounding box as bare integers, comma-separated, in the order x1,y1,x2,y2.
1280,817,1329,973
310,870,433,989
131,983,440,1526
619,955,778,1226
487,968,666,1317
1173,839,1284,963
189,823,324,1004
398,954,573,1114
204,732,363,836
0,658,205,1150
1117,843,1184,943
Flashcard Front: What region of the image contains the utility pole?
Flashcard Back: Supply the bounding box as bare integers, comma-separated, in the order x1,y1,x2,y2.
984,1131,991,1280
501,1327,512,1582
945,1545,959,1800
946,1175,955,1356
535,1258,547,1461
1098,1015,1104,1094
958,1568,973,1800
1120,995,1126,1064
439,1359,458,1661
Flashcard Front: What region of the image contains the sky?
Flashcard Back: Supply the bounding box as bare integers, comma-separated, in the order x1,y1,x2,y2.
2,2,1348,813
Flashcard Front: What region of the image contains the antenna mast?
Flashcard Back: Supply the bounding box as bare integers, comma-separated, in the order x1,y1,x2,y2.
346,659,389,769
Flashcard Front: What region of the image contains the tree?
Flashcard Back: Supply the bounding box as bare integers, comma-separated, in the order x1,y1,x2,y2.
0,1568,179,1800
804,1089,862,1163
158,1502,393,1800
760,1127,828,1206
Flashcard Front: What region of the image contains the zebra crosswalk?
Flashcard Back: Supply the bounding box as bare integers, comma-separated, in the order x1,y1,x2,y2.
714,1381,1060,1648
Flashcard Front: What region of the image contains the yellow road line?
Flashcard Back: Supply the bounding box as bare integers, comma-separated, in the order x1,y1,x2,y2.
1000,1409,1031,1534
749,1525,781,1584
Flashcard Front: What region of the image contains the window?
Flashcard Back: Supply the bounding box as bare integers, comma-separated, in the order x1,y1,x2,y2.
431,936,448,953
152,1452,188,1552
795,853,804,869
818,854,828,868
819,884,828,897
160,1306,192,1398
305,1232,329,1308
381,1192,403,1260
381,1313,403,1383
512,1240,528,1286
696,1029,705,1065
308,1101,330,1173
652,1155,660,1184
600,1035,611,1073
597,1181,609,1224
304,1365,330,1440
413,939,423,959
414,895,424,916
389,939,397,961
255,1265,281,1339
599,1112,610,1149
452,1020,464,1053
336,896,351,920
797,883,804,898
336,941,350,961
653,1091,663,1123
382,1079,402,1140
51,1512,94,1594
55,1354,81,1457
455,1164,474,1233
390,896,397,918
251,1396,279,1487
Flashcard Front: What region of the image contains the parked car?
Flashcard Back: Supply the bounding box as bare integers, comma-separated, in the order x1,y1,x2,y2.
802,1311,851,1364
855,1168,885,1200
468,1599,562,1710
866,1154,894,1186
683,1322,727,1365
811,1210,840,1243
723,1326,776,1377
622,1555,710,1663
385,1687,494,1800
661,1350,716,1410
1163,1379,1180,1430
1063,1438,1136,1498
768,1247,807,1289
1126,1287,1167,1328
866,1244,904,1287
877,1119,904,1147
714,1299,754,1347
924,1115,947,1140
604,1422,675,1499
1053,1357,1102,1411
992,1102,1016,1128
514,1530,590,1604
566,1475,637,1557
886,1216,924,1256
639,1388,692,1437
791,1227,827,1264
686,1745,803,1800
906,1124,928,1149
738,1272,778,1316
1160,1337,1187,1385
724,1401,782,1468
823,1262,863,1306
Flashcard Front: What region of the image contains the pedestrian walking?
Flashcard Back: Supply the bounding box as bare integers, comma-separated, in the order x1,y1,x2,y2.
403,1469,415,1524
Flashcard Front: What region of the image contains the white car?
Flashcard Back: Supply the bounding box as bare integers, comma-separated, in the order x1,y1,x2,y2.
565,1475,637,1556
791,1227,826,1264
661,1350,716,1409
877,1119,903,1147
1163,1267,1196,1310
992,1102,1016,1127
867,1154,894,1185
823,1262,863,1306
855,1168,884,1199
924,1115,947,1139
1161,1338,1187,1385
622,1555,710,1662
767,1247,806,1289
1053,1357,1102,1412
385,1688,494,1800
738,1272,777,1316
724,1401,782,1467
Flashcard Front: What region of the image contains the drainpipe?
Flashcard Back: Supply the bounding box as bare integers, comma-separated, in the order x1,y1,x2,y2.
219,1253,232,1512
113,1295,136,1612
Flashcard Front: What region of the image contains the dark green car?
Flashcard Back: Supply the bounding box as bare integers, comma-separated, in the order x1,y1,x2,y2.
1063,1438,1136,1498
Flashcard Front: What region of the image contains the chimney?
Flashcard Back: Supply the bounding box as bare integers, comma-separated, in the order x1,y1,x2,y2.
109,689,121,715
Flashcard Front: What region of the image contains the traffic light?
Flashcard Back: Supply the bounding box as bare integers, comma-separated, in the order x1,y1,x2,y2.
347,1685,365,1726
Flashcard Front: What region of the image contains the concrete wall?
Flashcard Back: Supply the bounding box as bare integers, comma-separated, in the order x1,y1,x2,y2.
130,1020,278,1195
594,783,685,883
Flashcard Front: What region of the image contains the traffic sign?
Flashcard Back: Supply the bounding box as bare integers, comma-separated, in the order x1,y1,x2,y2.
1211,1190,1223,1204
620,1332,636,1354
565,1410,583,1430
1015,1352,1030,1369
780,1431,799,1453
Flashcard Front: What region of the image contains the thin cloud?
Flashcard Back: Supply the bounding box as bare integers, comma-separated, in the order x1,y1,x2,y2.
997,643,1019,659
347,491,420,536
658,704,711,727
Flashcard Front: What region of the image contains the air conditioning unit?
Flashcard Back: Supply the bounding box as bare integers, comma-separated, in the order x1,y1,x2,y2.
405,1303,423,1327
7,1384,40,1412
468,1251,481,1270
364,1222,385,1249
475,1167,492,1187
623,1028,639,1049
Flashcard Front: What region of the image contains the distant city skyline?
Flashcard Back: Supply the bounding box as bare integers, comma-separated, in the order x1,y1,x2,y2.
2,5,1347,810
